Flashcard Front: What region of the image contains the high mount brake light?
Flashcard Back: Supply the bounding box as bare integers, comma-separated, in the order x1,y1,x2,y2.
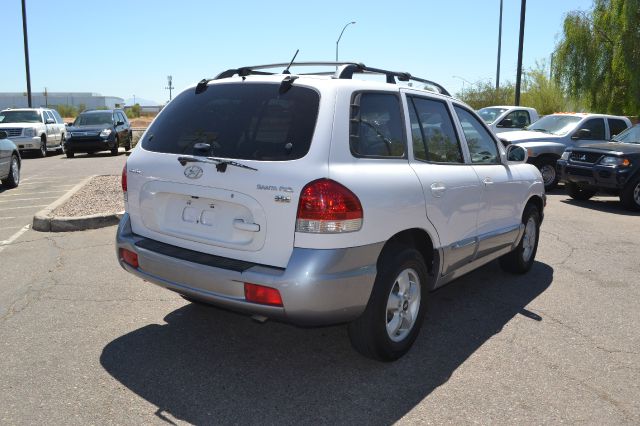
296,178,363,233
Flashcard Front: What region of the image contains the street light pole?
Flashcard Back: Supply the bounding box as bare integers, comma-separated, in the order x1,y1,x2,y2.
496,0,503,90
21,0,32,108
336,21,356,62
452,75,472,92
514,0,527,106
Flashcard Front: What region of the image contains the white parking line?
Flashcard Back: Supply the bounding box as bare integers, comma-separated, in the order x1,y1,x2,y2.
1,205,49,210
0,216,32,220
0,225,30,253
0,190,68,197
0,196,59,203
0,225,22,231
20,176,74,182
14,182,75,187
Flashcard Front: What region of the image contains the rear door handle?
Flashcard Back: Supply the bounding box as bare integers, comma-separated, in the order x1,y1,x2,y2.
430,182,447,198
483,177,493,185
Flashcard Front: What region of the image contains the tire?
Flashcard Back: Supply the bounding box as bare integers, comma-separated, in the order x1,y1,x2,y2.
66,151,75,158
348,247,428,361
38,136,47,158
58,134,66,154
111,137,119,156
537,157,559,191
1,155,20,188
620,175,640,211
124,132,132,151
499,204,541,274
566,181,597,201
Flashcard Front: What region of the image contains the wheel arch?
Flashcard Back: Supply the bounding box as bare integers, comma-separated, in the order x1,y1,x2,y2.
524,194,544,222
377,228,438,289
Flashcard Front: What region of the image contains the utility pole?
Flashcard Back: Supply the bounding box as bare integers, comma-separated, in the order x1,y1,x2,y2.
336,21,356,63
165,75,174,101
514,0,527,106
496,0,503,90
21,0,32,107
44,87,48,107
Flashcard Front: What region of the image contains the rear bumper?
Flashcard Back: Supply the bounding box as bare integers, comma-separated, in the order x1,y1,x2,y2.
115,213,381,326
557,160,632,190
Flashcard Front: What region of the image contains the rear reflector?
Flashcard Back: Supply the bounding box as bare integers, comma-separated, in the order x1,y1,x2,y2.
244,283,283,307
120,248,139,268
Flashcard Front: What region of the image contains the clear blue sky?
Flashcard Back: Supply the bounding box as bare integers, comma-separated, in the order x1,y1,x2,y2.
3,0,592,105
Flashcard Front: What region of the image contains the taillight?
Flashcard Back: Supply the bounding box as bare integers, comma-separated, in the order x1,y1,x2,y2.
121,163,127,201
296,178,363,233
119,248,139,268
244,283,283,306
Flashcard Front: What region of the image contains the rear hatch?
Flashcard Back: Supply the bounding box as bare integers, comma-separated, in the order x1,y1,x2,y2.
125,79,331,268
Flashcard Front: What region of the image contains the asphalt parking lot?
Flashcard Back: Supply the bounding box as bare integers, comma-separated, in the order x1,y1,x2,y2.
0,154,639,424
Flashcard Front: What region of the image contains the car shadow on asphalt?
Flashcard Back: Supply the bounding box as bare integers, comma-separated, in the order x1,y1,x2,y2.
560,198,640,216
100,260,553,425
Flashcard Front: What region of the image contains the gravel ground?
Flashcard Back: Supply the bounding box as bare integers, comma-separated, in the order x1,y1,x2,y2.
52,175,124,217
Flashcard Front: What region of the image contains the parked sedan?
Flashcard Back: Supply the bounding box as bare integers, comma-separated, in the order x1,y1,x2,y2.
65,109,132,158
0,130,21,189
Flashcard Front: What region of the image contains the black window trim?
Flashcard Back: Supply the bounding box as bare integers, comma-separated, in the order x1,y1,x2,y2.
407,94,465,165
349,90,408,160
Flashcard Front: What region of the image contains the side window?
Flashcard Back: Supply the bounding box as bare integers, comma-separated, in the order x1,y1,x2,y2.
117,112,126,123
44,111,54,123
608,118,628,137
616,126,640,143
580,118,605,139
408,97,463,163
500,110,531,128
454,106,500,164
350,93,404,158
51,110,64,124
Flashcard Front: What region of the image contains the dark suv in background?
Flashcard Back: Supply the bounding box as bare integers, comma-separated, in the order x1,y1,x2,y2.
65,109,132,158
557,123,640,211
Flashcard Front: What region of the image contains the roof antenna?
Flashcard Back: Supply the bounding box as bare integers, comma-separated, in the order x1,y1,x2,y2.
282,49,299,74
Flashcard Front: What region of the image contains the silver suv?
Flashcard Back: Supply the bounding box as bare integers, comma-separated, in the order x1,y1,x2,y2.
0,108,67,157
116,62,545,360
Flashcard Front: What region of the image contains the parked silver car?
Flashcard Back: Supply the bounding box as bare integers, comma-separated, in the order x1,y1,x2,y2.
0,131,21,189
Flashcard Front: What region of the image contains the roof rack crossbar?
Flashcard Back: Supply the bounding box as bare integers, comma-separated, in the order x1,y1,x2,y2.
213,62,450,96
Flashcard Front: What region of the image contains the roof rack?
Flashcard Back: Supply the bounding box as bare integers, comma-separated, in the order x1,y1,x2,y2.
213,62,451,97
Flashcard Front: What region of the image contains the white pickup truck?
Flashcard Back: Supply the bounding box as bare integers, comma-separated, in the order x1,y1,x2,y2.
477,106,539,134
0,108,67,157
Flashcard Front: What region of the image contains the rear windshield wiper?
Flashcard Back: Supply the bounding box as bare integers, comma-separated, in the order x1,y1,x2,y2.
177,155,258,173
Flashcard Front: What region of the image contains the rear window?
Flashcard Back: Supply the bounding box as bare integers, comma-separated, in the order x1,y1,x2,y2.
141,83,320,161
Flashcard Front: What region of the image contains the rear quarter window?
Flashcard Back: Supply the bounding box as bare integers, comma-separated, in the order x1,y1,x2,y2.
141,83,320,161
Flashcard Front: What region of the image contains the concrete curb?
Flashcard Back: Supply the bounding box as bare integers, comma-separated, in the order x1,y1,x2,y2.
32,175,124,232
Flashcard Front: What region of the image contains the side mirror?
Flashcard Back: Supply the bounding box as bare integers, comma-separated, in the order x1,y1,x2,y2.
506,144,527,162
46,118,55,124
116,120,125,126
572,128,591,140
497,118,513,128
0,130,7,139
66,122,74,126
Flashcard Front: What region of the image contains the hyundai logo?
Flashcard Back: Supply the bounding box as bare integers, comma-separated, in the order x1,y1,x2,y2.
184,165,203,179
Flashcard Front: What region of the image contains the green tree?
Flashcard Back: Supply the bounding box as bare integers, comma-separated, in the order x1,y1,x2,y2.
552,0,640,115
456,81,515,109
457,62,575,114
126,104,141,119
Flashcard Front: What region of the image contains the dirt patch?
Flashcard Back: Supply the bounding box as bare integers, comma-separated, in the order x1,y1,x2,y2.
52,175,123,217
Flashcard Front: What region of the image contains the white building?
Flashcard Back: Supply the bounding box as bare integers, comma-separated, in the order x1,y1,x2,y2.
0,92,125,110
